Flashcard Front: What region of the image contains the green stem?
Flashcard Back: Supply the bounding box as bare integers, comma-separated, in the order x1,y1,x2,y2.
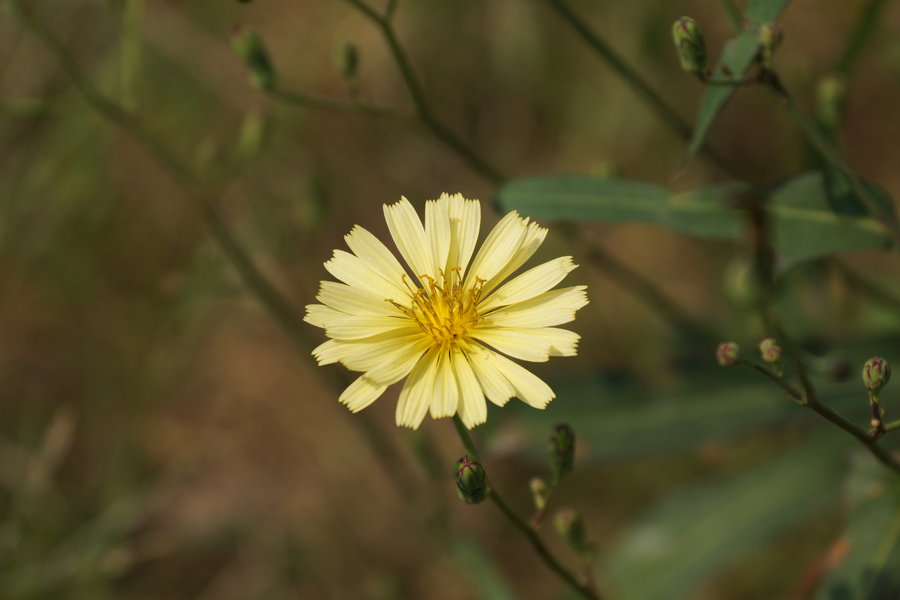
739,362,900,475
716,0,744,32
884,419,900,433
544,0,739,179
451,416,602,600
837,0,889,76
342,0,505,184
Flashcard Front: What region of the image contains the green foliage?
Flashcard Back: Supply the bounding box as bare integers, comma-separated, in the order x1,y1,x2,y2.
818,458,900,599
497,172,893,273
605,437,845,600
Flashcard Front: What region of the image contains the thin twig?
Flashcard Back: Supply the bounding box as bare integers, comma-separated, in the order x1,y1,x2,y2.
452,416,602,600
343,0,506,184
544,0,740,179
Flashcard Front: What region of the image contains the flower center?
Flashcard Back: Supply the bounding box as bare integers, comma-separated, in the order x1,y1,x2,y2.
390,268,484,346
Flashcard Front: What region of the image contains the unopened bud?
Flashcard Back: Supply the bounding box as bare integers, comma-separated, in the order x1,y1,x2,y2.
717,342,740,367
554,508,591,556
530,477,548,511
672,17,707,75
336,40,359,85
815,74,846,129
757,23,783,68
549,424,575,481
862,357,891,393
231,26,276,90
455,455,487,504
759,338,782,363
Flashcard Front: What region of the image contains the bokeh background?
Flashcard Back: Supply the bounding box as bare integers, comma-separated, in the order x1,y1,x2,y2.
2,1,900,598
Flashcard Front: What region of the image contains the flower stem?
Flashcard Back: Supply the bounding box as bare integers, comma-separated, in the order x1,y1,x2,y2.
266,87,402,118
451,416,602,600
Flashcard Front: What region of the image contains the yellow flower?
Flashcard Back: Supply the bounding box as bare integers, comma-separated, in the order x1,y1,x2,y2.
304,193,588,429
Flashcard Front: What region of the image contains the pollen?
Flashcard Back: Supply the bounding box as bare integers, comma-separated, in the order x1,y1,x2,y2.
389,268,485,346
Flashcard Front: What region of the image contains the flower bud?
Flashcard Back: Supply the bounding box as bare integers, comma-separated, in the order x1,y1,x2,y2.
549,424,575,481
672,17,707,75
231,26,276,91
862,357,891,393
757,23,783,68
530,477,548,511
336,40,359,85
815,74,846,129
759,338,782,363
554,508,590,556
455,455,487,504
716,342,740,367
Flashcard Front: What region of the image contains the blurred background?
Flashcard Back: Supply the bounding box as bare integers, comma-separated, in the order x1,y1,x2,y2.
2,0,900,598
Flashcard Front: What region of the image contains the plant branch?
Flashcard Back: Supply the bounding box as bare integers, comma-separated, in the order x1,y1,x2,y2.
452,416,602,600
342,0,505,184
544,0,739,179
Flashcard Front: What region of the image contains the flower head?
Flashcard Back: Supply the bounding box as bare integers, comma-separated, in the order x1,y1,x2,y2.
304,193,588,429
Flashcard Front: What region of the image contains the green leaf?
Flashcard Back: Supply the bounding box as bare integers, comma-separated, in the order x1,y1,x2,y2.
817,458,900,599
604,437,844,600
496,175,746,238
496,172,893,273
509,371,864,460
687,0,792,155
768,172,894,271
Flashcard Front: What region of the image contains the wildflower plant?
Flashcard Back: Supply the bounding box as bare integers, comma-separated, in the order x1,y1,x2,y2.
305,194,587,429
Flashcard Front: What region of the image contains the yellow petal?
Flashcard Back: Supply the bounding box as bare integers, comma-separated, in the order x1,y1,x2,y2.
324,314,417,341
445,194,481,274
304,303,345,329
482,348,556,409
339,375,387,412
471,327,580,362
480,286,588,328
325,249,406,300
317,281,401,316
384,197,435,283
453,347,487,428
479,257,578,311
429,349,458,418
464,211,527,288
396,346,441,429
425,197,451,280
482,220,547,295
344,225,410,294
462,341,516,407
